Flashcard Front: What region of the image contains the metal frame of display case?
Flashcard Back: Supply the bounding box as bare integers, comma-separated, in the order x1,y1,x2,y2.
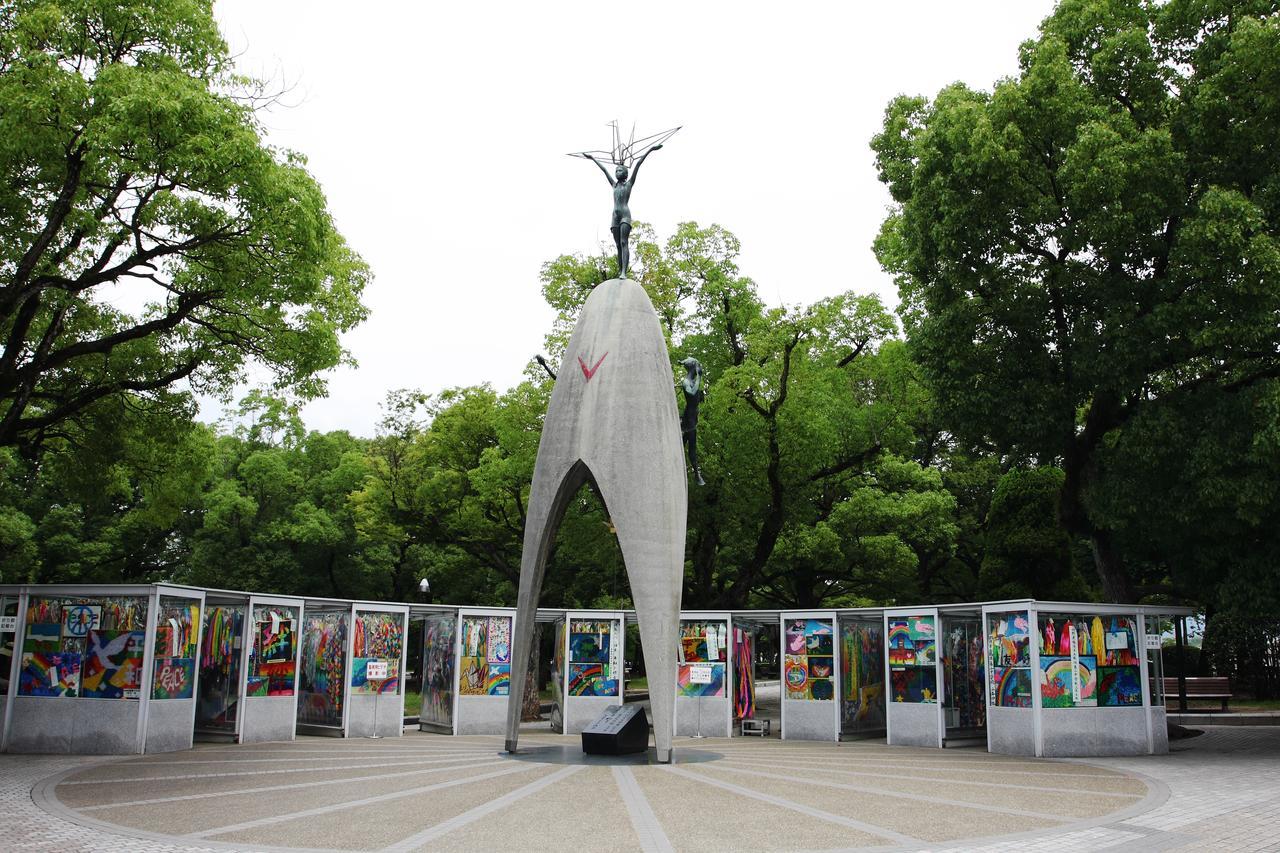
453,606,517,735
195,590,252,741
0,587,1200,758
835,607,888,739
674,610,733,738
0,583,206,754
981,599,1193,757
240,593,306,744
561,609,626,735
143,585,207,753
779,609,840,742
347,601,410,738
412,605,463,735
936,603,987,744
884,606,944,748
295,599,354,737
981,601,1037,756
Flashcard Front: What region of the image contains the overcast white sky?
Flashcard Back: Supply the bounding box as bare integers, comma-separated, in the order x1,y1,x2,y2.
210,0,1058,436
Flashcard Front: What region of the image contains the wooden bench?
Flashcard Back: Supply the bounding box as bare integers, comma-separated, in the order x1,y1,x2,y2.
1163,677,1232,711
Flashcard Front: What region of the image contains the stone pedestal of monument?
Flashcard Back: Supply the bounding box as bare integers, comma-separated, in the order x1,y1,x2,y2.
504,278,686,763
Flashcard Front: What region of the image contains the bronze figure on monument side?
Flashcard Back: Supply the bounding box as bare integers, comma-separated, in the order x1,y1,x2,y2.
570,122,680,279
680,357,706,486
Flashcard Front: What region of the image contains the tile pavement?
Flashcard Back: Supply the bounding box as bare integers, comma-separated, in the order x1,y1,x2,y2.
0,726,1276,851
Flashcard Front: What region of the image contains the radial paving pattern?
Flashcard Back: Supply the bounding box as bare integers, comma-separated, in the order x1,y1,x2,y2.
34,732,1161,852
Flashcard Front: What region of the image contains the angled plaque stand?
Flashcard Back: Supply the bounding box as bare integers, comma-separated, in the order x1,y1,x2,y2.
505,278,686,763
581,704,649,755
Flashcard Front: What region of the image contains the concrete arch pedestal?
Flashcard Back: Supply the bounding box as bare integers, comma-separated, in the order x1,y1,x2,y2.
504,278,686,763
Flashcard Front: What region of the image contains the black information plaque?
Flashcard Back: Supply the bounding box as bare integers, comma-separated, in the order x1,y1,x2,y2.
581,704,649,755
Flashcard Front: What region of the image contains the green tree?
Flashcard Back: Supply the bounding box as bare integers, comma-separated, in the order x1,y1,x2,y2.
0,395,214,583
184,393,378,597
979,466,1091,600
873,0,1280,601
0,0,368,454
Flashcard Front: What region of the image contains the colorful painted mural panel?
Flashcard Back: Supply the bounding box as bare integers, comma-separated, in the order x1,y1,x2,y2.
484,663,510,696
19,651,80,697
459,655,487,696
1098,665,1142,706
486,617,511,664
567,662,616,697
152,657,195,700
351,611,403,695
784,618,834,701
677,662,725,697
991,666,1032,707
1039,655,1098,708
80,629,145,699
250,606,297,696
352,657,401,694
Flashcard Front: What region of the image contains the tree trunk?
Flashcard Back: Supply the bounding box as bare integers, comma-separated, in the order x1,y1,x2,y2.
1059,400,1137,604
521,623,542,722
1089,530,1136,603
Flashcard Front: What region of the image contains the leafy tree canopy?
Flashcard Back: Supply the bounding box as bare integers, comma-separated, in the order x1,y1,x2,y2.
873,0,1280,601
0,0,369,455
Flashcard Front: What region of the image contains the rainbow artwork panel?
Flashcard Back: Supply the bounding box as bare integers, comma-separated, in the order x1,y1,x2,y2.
19,651,80,697
887,616,935,666
991,665,1032,707
567,662,616,697
351,611,401,695
484,663,510,696
1039,655,1098,708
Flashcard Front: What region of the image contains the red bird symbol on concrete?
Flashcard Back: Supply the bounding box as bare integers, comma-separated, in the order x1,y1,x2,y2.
578,352,608,382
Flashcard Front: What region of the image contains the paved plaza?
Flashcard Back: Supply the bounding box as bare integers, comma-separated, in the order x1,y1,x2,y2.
1,725,1277,852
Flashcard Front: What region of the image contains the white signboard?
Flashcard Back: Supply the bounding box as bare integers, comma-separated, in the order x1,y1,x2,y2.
1145,634,1162,650
0,615,17,632
689,664,714,685
1068,623,1082,704
366,660,389,680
